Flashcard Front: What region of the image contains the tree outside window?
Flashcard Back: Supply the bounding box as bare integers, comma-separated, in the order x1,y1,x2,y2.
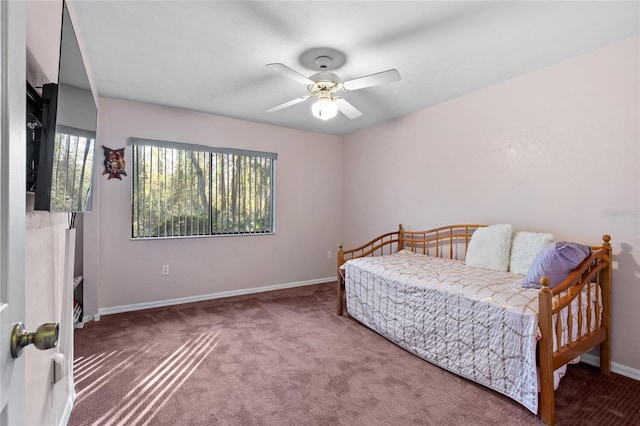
130,138,276,239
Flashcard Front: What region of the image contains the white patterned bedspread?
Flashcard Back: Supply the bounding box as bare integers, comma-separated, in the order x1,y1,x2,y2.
345,251,546,414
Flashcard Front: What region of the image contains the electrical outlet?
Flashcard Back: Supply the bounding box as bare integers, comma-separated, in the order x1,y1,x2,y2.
327,251,332,259
162,265,170,275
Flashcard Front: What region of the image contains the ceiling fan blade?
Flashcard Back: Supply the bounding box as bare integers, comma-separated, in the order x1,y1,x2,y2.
266,63,314,85
334,98,363,119
265,96,311,113
342,69,401,91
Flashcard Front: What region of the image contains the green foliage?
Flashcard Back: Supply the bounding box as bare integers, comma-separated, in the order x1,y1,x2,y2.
152,214,210,237
132,145,274,238
50,132,94,211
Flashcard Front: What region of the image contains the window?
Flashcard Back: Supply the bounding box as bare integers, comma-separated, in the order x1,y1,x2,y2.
130,138,276,239
50,125,95,212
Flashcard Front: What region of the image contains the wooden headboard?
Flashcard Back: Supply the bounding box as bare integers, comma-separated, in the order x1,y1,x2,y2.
400,224,486,260
337,224,486,315
338,224,486,265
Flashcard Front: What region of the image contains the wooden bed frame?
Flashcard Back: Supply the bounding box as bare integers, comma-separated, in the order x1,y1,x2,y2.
337,224,612,425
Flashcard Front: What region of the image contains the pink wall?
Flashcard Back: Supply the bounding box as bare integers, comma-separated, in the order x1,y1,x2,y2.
92,98,342,310
343,36,640,371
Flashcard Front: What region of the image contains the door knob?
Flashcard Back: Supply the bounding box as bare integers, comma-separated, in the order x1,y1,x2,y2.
10,322,59,359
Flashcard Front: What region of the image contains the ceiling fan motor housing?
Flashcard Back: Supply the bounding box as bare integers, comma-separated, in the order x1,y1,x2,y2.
308,71,343,96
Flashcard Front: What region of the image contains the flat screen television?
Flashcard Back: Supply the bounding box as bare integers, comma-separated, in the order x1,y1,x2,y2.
26,82,43,193
33,2,97,212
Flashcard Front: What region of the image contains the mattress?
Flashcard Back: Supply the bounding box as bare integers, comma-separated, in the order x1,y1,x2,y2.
344,250,598,414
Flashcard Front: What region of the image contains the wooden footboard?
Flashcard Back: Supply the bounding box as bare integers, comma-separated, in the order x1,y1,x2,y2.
538,235,612,425
336,224,484,315
337,224,403,316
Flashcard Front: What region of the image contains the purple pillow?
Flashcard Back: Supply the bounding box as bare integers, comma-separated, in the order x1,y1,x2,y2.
523,241,592,289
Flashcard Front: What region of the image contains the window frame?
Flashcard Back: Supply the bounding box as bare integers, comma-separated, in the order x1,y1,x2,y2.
129,137,277,240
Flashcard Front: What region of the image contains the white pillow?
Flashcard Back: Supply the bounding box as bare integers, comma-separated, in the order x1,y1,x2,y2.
465,224,513,272
509,231,554,275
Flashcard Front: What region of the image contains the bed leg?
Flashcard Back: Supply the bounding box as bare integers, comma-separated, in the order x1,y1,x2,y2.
336,278,344,316
337,244,345,316
600,337,612,375
539,374,555,426
539,278,555,425
600,234,612,376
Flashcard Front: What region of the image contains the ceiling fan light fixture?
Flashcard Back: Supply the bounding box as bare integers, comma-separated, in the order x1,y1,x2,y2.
266,56,400,121
311,97,338,120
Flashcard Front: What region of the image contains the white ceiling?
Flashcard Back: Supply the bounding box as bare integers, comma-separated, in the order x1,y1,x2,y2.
70,1,639,136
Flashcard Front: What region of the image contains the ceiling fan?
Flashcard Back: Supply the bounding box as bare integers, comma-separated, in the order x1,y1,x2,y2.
265,55,401,120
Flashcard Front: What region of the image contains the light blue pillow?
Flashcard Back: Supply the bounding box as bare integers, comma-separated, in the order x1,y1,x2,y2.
523,241,592,289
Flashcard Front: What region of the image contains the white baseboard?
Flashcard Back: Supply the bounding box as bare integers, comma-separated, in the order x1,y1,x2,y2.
580,353,640,381
80,314,100,323
59,390,75,426
98,277,335,317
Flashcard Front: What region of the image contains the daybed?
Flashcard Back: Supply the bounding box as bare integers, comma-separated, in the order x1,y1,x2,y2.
336,224,612,425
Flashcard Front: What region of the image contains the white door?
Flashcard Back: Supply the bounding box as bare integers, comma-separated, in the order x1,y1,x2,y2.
0,1,26,425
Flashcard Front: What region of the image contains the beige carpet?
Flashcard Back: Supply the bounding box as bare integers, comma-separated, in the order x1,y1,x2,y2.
69,282,639,425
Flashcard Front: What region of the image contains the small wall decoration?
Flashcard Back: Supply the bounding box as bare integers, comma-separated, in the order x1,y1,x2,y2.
102,146,127,180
